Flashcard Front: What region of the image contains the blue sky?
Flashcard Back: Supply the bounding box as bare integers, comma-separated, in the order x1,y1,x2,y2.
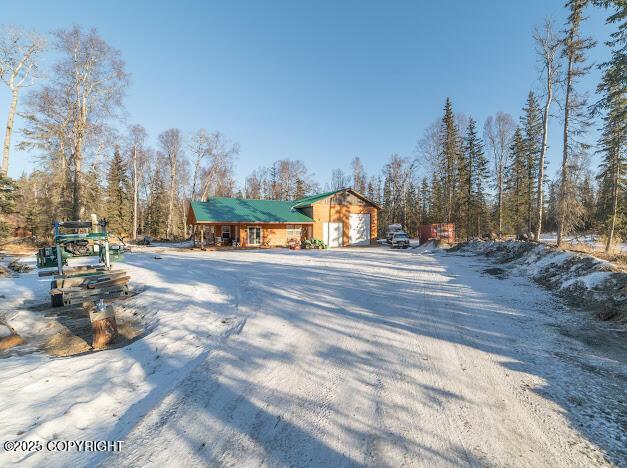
1,1,614,186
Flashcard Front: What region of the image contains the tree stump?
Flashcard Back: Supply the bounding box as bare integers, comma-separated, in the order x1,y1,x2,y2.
85,302,118,348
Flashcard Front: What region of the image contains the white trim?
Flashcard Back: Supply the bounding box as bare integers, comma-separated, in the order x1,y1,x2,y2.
247,226,262,246
286,224,301,238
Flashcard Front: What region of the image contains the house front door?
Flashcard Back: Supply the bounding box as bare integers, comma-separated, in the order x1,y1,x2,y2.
248,226,261,246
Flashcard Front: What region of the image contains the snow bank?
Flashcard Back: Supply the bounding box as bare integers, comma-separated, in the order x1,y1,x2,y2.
451,241,626,322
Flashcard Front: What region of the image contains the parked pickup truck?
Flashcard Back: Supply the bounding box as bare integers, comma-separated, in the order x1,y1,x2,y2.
390,232,410,249
386,224,404,243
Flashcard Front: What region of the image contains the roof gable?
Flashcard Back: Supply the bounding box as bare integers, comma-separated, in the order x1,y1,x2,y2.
292,188,380,209
190,198,315,223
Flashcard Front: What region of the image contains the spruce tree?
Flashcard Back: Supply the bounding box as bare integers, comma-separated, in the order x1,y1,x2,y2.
83,161,104,220
557,0,596,246
505,128,528,235
592,0,626,251
420,177,430,224
461,118,488,238
294,178,306,199
405,181,421,236
472,127,490,237
520,92,543,237
580,174,596,231
0,174,19,238
438,98,462,224
105,147,131,236
430,174,445,224
596,100,625,250
146,166,168,238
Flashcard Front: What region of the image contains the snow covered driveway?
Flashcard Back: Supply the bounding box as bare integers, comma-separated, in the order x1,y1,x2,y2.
2,247,625,466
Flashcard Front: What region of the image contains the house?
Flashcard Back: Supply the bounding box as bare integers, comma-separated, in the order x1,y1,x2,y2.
187,188,379,248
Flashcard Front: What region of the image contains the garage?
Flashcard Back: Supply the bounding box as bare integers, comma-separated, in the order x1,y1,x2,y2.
349,214,371,245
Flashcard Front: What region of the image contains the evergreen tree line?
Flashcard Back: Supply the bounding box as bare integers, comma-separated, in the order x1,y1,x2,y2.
0,1,624,250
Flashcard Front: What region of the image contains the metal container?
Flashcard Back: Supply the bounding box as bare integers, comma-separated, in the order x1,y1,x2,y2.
419,223,455,245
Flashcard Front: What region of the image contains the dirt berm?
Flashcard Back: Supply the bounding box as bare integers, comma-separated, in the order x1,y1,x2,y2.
450,240,626,323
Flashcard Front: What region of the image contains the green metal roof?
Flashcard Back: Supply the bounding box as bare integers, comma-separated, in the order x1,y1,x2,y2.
190,198,315,223
291,189,346,209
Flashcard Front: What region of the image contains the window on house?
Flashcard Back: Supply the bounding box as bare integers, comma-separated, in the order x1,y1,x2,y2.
286,225,301,238
248,226,261,245
221,226,231,239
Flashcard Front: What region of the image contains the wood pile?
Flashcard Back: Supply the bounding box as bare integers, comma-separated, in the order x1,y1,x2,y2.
40,267,130,307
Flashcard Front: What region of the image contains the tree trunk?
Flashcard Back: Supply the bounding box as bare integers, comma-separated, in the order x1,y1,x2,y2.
166,161,176,239
535,82,552,242
1,89,19,176
87,302,118,349
191,157,201,201
605,156,620,252
72,148,82,219
497,175,503,233
477,207,481,239
467,164,472,240
180,200,188,238
72,101,87,220
528,174,533,238
132,146,138,240
557,60,573,247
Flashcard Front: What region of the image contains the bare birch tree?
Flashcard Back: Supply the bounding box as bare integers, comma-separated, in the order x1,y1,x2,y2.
189,129,210,201
50,27,128,219
484,112,515,233
533,18,562,240
244,168,271,199
351,157,367,193
159,128,183,239
199,132,239,200
126,125,147,240
330,168,350,190
0,26,46,176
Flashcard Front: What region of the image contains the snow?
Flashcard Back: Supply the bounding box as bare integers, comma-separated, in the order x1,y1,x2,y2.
540,232,627,253
456,240,619,290
0,250,247,466
0,246,625,466
561,271,615,289
524,249,572,274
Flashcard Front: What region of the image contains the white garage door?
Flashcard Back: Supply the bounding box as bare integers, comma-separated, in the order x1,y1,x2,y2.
323,222,343,247
349,214,371,246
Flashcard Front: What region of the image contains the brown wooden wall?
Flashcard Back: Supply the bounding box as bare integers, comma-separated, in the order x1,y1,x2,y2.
237,224,310,247
193,223,312,247
310,202,378,245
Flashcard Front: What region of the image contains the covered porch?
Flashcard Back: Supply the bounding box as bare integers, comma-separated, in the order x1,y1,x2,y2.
190,222,314,249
